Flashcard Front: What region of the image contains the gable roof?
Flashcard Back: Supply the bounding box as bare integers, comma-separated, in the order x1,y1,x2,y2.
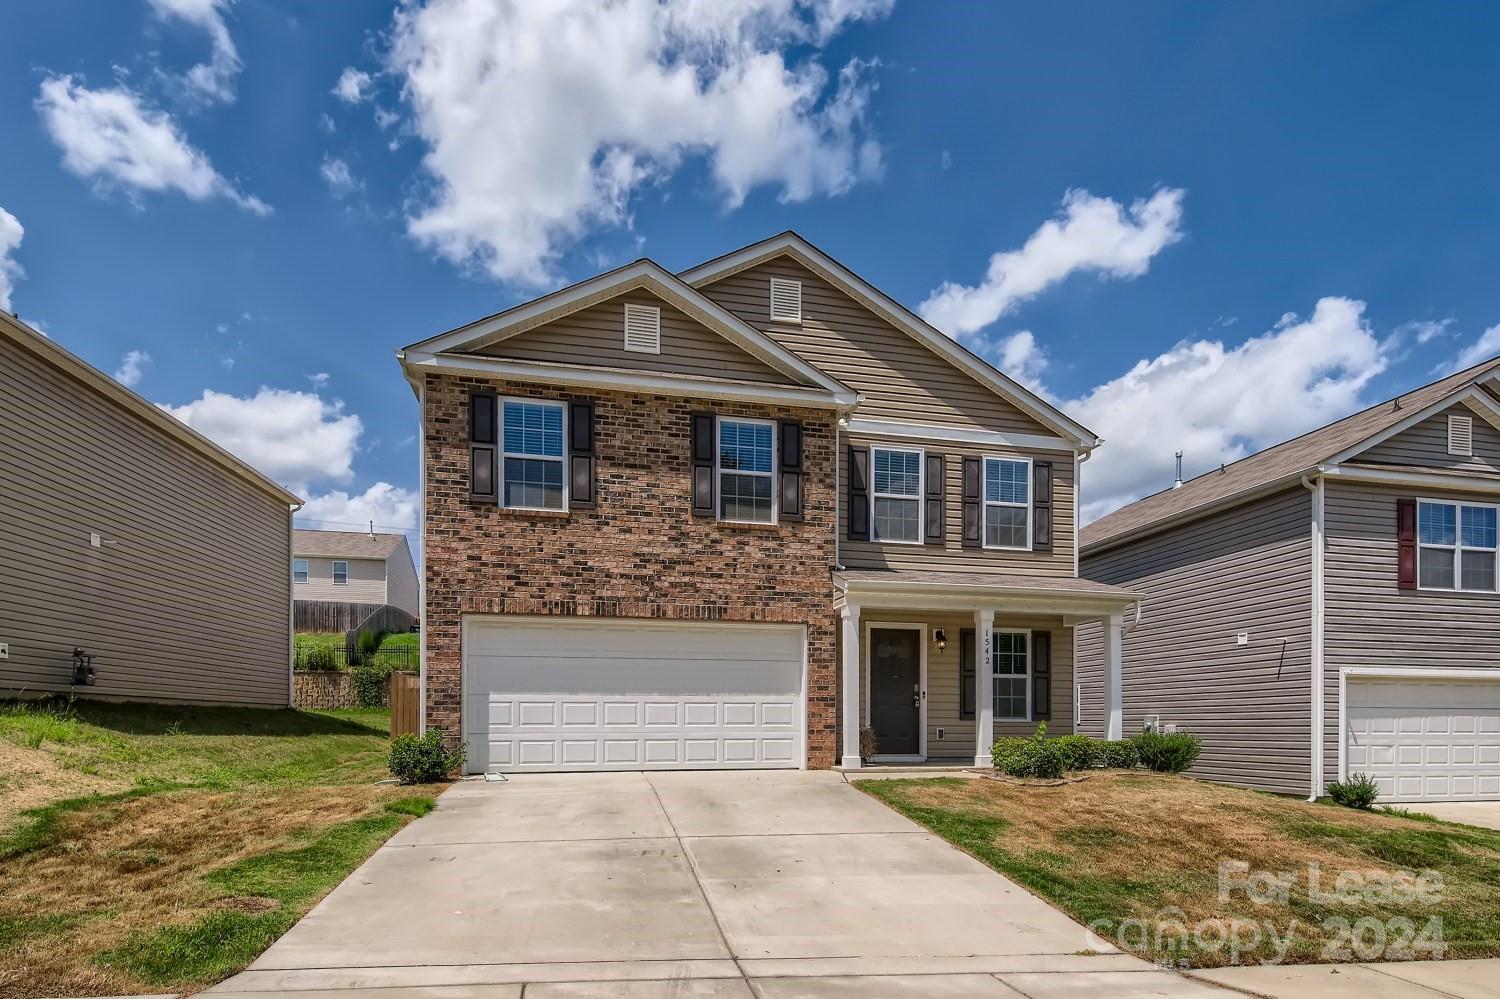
400,258,858,406
1082,355,1500,553
1,311,300,506
293,529,409,560
678,231,1102,450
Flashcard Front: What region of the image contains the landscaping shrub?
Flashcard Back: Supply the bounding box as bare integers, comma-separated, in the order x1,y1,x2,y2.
1327,772,1380,809
1096,738,1140,769
992,723,1065,779
301,645,337,672
388,731,465,784
1053,734,1099,771
1131,729,1202,773
352,663,392,708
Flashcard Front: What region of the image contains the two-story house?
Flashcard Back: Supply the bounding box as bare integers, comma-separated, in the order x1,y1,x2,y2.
292,528,420,626
1076,358,1500,803
400,233,1138,774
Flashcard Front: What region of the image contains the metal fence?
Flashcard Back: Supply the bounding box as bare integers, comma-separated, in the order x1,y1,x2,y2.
292,645,418,673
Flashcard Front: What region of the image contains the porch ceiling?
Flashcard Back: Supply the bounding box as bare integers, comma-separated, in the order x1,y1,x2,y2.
833,569,1143,618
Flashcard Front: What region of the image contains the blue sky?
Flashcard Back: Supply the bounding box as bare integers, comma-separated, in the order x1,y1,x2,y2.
3,0,1499,533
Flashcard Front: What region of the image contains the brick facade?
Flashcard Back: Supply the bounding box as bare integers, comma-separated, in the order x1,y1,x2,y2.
422,373,840,767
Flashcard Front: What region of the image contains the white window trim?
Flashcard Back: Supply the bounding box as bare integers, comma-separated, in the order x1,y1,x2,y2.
992,627,1031,722
500,397,569,512
870,445,924,545
292,558,308,584
1416,497,1499,594
332,560,349,585
715,415,777,525
981,455,1034,551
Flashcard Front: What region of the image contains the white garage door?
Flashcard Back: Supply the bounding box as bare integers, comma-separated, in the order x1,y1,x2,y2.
462,617,804,773
1346,677,1500,801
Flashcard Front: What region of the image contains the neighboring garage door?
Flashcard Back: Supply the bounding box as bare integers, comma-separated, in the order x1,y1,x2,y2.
462,616,804,773
1345,677,1500,801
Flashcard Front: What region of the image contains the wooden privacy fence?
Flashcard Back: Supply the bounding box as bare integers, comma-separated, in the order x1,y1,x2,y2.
390,672,420,738
345,604,417,654
295,599,386,633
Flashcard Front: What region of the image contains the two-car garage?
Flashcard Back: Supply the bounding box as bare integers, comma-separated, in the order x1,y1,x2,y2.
1344,674,1500,802
462,617,806,773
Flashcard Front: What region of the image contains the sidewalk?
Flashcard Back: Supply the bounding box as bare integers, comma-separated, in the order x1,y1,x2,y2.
1192,959,1500,998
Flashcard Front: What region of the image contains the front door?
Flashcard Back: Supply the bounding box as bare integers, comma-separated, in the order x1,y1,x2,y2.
870,628,921,757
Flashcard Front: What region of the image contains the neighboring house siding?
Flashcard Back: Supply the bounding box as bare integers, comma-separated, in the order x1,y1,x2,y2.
1321,480,1500,784
478,290,794,385
295,557,387,605
384,542,420,618
840,432,1076,575
698,257,1058,435
0,335,290,706
1352,403,1500,474
1078,486,1313,794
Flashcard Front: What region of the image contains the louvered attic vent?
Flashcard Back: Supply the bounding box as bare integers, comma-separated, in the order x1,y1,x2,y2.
623,303,661,354
769,277,802,323
1448,413,1474,457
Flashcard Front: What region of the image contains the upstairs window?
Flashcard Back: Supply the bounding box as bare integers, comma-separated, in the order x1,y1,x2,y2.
983,457,1031,549
332,560,349,585
503,399,566,510
993,630,1030,720
1418,499,1497,592
292,558,308,584
623,303,661,354
872,447,922,543
717,417,775,524
769,277,802,323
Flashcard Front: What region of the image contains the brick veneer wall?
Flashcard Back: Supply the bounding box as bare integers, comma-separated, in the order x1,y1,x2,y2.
423,373,840,767
292,670,357,710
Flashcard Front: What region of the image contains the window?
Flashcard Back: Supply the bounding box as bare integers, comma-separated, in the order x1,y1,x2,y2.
872,447,922,543
769,277,802,323
1418,499,1498,592
332,560,348,585
717,417,775,523
502,399,566,510
1449,414,1474,457
983,457,1031,549
292,559,308,584
623,303,661,354
993,631,1029,720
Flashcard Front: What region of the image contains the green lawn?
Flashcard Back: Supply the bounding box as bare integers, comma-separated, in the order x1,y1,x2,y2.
0,698,436,996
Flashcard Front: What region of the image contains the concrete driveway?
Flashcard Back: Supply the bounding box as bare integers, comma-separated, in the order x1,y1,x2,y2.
1417,801,1500,831
209,770,1234,998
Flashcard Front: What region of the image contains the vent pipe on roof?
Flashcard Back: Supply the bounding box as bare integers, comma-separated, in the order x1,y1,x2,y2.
1173,451,1183,489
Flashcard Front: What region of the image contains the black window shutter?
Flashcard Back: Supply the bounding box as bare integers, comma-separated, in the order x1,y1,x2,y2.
691,412,715,517
1033,461,1053,552
959,628,975,720
779,420,803,521
961,456,981,548
1397,498,1417,590
847,445,870,541
1031,630,1052,720
469,391,497,502
925,454,945,545
568,399,595,509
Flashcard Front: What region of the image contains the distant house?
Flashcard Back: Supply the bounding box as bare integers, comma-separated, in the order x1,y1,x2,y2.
1,311,301,706
292,529,419,630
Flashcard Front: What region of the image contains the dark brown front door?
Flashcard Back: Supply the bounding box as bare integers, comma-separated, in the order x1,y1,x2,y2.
870,628,921,756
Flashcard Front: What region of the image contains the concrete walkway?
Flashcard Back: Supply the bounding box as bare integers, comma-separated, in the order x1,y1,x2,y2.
1417,801,1500,831
207,770,1235,998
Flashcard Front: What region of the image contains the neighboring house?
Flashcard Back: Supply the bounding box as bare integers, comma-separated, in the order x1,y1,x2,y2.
0,311,300,706
399,232,1138,774
1076,358,1500,803
292,529,420,622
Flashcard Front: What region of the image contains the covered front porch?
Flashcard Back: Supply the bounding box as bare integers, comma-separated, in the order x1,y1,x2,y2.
835,570,1138,770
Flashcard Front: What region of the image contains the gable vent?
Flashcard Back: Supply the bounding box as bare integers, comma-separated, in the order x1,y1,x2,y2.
1448,413,1474,457
623,303,661,354
769,277,802,323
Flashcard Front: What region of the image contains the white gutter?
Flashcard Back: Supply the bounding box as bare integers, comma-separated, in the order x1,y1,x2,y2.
1301,473,1326,801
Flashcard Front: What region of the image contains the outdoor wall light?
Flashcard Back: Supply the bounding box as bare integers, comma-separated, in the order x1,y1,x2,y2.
933,628,948,653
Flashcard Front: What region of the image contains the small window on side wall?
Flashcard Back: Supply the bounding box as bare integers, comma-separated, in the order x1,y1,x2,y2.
332,560,349,585
292,559,308,584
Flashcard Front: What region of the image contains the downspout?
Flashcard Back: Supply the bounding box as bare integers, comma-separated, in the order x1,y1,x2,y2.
1301,472,1325,801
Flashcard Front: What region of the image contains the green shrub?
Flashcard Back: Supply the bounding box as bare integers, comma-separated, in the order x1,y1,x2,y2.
1131,729,1202,773
1327,772,1380,809
1053,734,1099,771
351,663,392,707
1096,739,1139,769
992,723,1065,779
388,731,465,784
301,645,337,672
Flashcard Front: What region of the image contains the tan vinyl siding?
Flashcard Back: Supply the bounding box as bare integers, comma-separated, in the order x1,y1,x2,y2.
699,258,1058,434
0,336,291,706
385,541,420,618
478,289,794,385
1077,486,1313,794
294,556,387,605
1321,480,1500,784
856,610,1073,759
841,433,1076,575
1352,404,1500,474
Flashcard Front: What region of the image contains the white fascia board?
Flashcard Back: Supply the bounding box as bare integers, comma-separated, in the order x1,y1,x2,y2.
1327,385,1500,465
679,234,1101,450
402,350,854,409
847,417,1074,453
1318,462,1500,495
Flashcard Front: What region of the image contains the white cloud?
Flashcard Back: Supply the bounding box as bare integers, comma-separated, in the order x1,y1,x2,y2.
0,206,24,312
333,67,373,104
36,75,270,215
308,372,330,388
160,387,361,490
920,187,1186,336
373,106,399,130
147,0,241,105
969,329,1048,392
1446,324,1500,375
384,0,890,285
297,482,420,533
320,155,361,197
113,350,152,387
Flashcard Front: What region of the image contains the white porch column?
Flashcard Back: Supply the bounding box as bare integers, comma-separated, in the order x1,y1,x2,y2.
840,601,863,769
974,608,994,767
1104,612,1124,740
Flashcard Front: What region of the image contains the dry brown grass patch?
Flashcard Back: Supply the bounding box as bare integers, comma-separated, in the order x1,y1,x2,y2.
0,741,122,834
